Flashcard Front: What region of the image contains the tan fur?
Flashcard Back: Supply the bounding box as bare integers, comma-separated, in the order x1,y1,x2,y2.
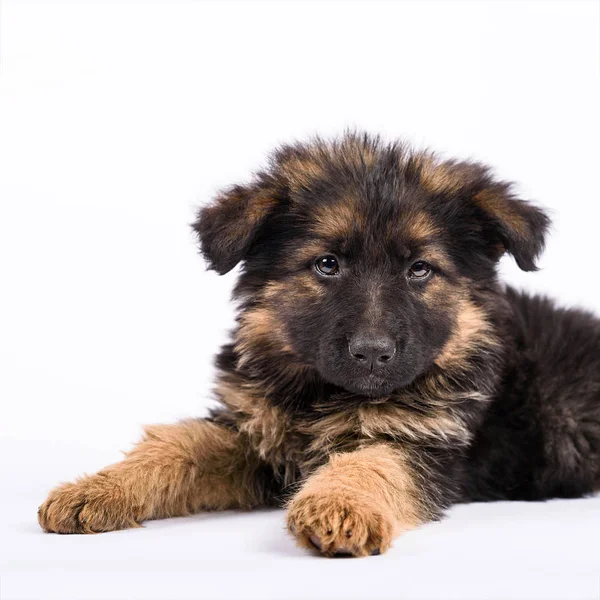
416,153,469,195
235,279,326,372
312,198,363,240
339,134,378,166
474,189,528,237
280,135,377,191
38,420,267,534
418,242,455,274
235,306,294,366
246,191,276,223
204,187,277,251
302,400,472,462
293,272,326,297
262,280,290,301
404,211,441,242
287,444,422,556
416,155,528,240
264,274,325,302
279,153,326,190
359,403,470,446
290,240,333,267
417,370,489,405
420,273,450,305
216,378,298,473
434,296,499,371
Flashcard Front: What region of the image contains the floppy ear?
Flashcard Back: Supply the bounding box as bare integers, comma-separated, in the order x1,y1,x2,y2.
192,182,280,274
471,181,551,271
419,157,551,271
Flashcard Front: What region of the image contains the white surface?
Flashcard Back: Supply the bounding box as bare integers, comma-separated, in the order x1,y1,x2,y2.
2,439,600,600
1,1,600,599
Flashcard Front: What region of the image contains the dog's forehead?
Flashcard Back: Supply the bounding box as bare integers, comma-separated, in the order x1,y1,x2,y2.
277,140,471,261
283,145,450,242
297,191,441,249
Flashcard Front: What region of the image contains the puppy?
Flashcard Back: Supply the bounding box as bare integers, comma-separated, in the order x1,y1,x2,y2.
39,133,600,557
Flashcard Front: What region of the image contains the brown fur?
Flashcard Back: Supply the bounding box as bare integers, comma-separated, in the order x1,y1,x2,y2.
434,296,498,371
235,305,294,366
403,210,442,242
474,188,528,237
312,198,365,239
215,377,299,473
38,420,270,533
279,153,326,190
415,153,482,196
202,187,276,258
287,444,422,556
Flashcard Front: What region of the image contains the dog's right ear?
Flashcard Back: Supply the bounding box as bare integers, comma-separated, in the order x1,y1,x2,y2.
192,181,280,275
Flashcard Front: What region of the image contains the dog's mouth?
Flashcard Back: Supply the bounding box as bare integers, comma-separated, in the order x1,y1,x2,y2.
330,368,422,401
341,374,397,399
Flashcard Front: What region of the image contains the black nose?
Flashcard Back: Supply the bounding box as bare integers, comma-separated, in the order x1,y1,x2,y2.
348,332,396,371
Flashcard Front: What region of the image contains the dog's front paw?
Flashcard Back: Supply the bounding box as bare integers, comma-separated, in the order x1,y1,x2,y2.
287,487,395,557
38,473,140,534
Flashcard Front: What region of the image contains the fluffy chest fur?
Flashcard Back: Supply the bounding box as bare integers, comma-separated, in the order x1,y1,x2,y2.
213,367,486,485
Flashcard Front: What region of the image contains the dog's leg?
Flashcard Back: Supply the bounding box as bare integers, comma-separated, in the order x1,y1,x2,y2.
38,419,273,533
286,444,425,557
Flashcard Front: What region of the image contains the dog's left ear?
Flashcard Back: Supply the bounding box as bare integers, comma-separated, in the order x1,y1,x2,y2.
192,181,280,275
470,178,551,271
422,159,551,271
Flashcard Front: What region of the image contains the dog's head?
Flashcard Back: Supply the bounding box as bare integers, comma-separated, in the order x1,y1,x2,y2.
194,134,549,398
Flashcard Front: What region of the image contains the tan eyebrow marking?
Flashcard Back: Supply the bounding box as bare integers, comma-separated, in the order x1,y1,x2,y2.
290,240,334,268
311,198,365,239
409,241,454,273
403,211,442,243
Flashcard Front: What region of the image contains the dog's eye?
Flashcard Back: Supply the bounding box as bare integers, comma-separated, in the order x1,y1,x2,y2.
315,255,339,276
408,261,432,279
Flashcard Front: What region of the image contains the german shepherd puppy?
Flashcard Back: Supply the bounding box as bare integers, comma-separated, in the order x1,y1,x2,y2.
38,134,600,557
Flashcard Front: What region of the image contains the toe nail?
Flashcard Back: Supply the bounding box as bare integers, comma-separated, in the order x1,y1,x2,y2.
371,548,381,556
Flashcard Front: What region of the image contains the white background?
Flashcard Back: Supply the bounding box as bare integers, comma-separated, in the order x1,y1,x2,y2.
1,1,599,599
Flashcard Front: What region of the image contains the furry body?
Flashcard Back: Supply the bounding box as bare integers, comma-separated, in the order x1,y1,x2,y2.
39,134,600,556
